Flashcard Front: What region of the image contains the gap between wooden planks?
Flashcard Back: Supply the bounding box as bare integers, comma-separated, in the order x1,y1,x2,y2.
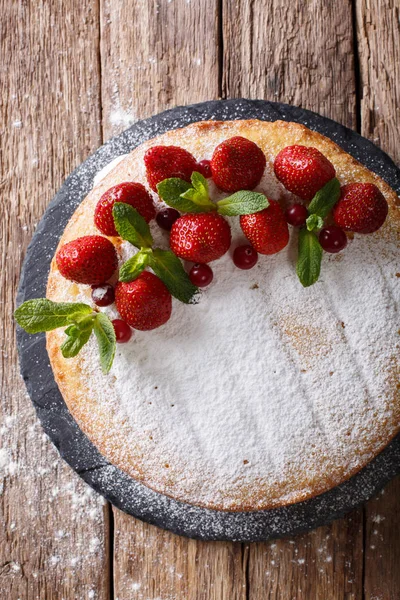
1,0,399,598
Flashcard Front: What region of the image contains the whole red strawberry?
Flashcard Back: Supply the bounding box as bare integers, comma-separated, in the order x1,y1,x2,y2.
94,182,155,236
170,213,231,263
333,183,388,234
56,235,118,285
211,136,266,193
240,200,289,255
115,271,172,331
274,145,336,201
144,145,198,192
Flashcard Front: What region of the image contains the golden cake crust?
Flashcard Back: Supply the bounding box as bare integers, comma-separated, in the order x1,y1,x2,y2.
46,120,400,511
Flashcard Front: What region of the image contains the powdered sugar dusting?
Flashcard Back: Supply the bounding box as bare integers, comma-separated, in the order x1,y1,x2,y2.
48,118,400,512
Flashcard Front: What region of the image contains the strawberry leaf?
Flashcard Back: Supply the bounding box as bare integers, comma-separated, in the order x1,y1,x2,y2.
217,191,269,216
306,213,324,232
307,177,341,219
119,249,152,283
157,178,209,213
14,299,92,333
149,248,198,304
296,228,323,287
112,203,153,249
93,312,116,374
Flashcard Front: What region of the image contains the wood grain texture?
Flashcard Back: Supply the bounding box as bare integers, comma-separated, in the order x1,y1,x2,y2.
222,0,357,128
0,2,110,599
113,512,246,600
100,0,220,139
357,2,400,599
222,1,365,598
357,0,400,164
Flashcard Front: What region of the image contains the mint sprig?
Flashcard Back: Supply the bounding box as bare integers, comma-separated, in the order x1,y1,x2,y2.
113,203,153,248
296,228,323,287
217,191,269,216
149,249,198,304
157,172,268,216
306,213,324,232
307,178,340,218
112,203,198,304
93,312,116,374
119,248,152,283
15,299,116,374
14,299,92,333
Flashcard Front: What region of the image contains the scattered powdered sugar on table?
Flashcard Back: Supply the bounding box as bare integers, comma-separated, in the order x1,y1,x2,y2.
61,123,400,511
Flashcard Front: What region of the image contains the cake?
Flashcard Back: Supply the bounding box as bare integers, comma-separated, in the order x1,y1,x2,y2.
16,119,400,511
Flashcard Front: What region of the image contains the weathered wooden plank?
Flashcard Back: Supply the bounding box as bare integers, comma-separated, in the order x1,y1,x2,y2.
357,2,400,598
222,1,365,598
357,0,400,165
113,513,246,600
222,0,357,129
99,1,247,598
363,480,400,600
249,513,363,599
0,1,110,598
100,0,220,139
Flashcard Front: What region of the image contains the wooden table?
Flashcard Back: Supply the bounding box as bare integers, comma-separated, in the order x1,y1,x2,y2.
1,1,399,598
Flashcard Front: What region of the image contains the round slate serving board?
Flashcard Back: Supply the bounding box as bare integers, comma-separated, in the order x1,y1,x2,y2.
16,99,400,542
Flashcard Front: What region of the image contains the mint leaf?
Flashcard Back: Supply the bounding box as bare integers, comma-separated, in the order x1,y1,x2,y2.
217,191,269,216
157,178,205,213
308,177,340,219
119,249,152,283
14,299,92,333
112,203,153,249
306,213,324,232
93,312,116,374
61,324,93,358
149,249,198,304
180,172,215,211
296,229,323,287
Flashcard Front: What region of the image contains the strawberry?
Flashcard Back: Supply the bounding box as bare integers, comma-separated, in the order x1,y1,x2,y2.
144,145,198,192
56,235,118,285
115,271,172,331
94,182,155,236
210,136,266,193
274,145,336,201
240,200,289,255
333,183,388,234
170,213,231,263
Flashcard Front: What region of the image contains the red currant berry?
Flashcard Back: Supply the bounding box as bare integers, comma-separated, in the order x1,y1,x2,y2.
189,263,213,287
156,208,180,231
319,226,348,253
197,159,212,178
91,284,115,307
285,203,308,227
233,245,258,270
112,319,132,343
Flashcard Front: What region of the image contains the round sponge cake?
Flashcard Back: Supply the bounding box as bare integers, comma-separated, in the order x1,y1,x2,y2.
46,120,400,511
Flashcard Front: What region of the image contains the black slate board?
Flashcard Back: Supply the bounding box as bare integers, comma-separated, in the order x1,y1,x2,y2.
16,99,400,542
